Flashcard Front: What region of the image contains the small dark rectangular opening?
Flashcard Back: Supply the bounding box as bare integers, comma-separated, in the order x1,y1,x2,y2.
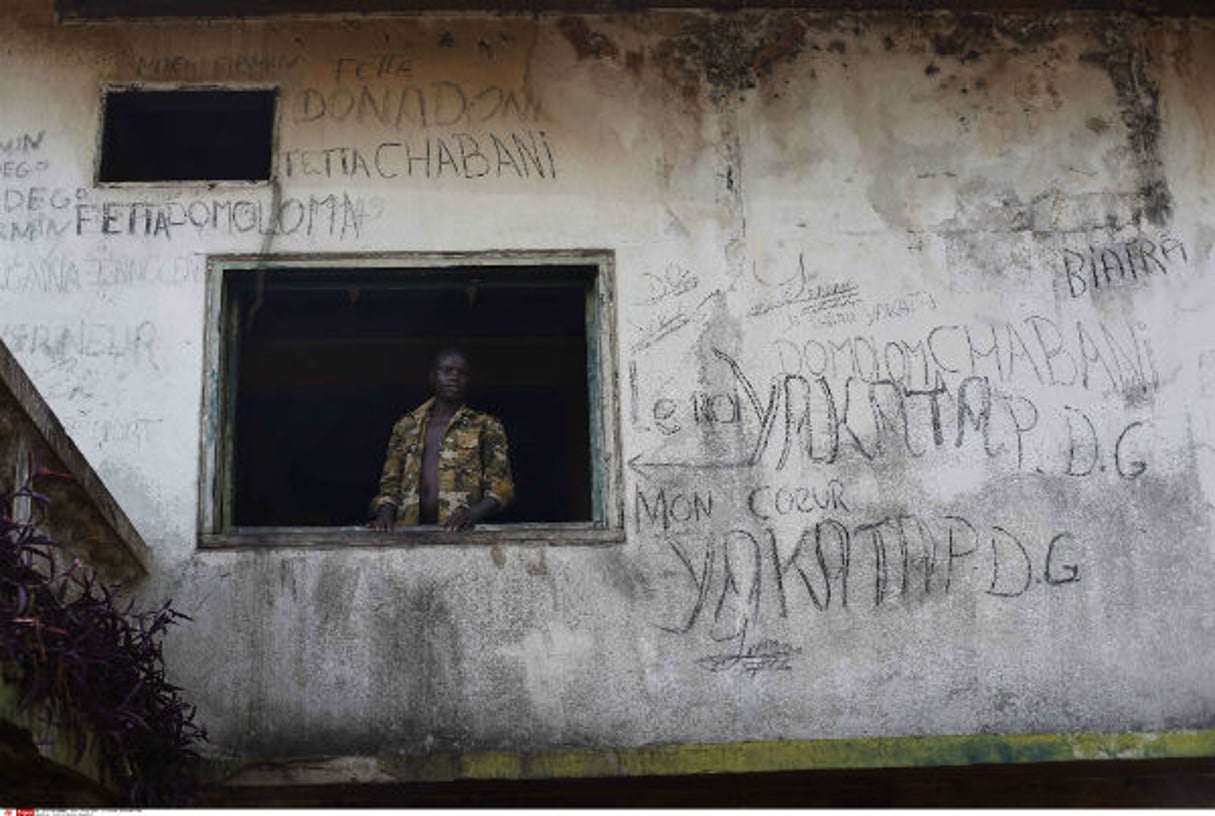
99,88,275,183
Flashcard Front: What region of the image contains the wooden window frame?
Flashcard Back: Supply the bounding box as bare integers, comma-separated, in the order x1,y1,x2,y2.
197,250,623,549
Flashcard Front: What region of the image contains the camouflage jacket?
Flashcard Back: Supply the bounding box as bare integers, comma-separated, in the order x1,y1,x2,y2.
372,399,515,525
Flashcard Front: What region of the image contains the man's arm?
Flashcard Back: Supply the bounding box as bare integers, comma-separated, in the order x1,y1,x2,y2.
444,497,501,531
479,416,515,510
369,419,408,530
444,417,514,532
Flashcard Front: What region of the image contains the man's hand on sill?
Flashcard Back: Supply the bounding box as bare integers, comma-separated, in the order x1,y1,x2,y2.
369,497,502,532
369,504,396,531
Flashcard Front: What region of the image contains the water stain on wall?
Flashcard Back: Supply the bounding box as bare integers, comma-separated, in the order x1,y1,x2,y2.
1081,19,1174,226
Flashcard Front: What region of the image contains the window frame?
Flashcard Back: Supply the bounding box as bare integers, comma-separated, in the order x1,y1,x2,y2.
95,83,280,188
197,250,623,549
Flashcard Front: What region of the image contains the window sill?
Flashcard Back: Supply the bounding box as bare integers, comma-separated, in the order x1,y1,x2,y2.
198,523,625,550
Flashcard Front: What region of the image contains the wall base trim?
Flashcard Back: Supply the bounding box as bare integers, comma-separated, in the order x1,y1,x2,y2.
203,729,1215,788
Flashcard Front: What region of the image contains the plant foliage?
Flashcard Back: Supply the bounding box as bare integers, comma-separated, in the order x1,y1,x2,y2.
0,462,206,805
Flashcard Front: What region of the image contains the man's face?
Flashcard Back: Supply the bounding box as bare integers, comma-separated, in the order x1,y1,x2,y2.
432,353,469,402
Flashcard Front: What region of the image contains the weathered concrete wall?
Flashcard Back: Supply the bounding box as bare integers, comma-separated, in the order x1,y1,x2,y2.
2,0,1215,771
0,337,149,586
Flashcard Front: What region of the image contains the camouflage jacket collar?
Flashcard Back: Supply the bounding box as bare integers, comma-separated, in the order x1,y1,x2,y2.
411,397,475,430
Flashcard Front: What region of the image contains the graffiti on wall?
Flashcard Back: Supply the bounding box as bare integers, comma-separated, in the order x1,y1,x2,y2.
282,56,558,184
0,186,381,242
132,53,303,80
0,254,204,294
630,232,1185,675
279,132,557,182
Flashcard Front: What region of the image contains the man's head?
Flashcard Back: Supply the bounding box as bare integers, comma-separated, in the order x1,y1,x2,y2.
429,347,470,404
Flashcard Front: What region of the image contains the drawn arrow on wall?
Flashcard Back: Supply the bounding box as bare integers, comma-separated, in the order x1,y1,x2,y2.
627,453,755,480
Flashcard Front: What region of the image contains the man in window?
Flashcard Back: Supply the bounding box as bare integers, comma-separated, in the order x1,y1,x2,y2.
370,348,515,531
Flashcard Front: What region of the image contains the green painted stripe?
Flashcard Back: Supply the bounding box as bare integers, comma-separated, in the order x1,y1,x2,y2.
354,730,1215,785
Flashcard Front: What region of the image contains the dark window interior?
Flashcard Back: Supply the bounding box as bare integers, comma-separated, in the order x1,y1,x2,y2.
226,267,593,527
99,89,275,182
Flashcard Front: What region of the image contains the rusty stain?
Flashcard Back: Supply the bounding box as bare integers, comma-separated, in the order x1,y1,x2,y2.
490,544,506,569
1086,116,1111,133
557,16,620,61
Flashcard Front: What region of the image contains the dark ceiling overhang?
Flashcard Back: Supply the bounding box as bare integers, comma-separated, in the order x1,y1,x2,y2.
54,0,1215,21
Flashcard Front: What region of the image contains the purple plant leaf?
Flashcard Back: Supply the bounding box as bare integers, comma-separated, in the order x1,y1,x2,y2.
1,475,206,805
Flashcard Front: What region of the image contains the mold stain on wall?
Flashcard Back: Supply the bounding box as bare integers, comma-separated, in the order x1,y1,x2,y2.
1080,18,1174,226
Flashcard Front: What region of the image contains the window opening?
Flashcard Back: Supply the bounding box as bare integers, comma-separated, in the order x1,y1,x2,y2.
209,261,610,531
99,88,275,183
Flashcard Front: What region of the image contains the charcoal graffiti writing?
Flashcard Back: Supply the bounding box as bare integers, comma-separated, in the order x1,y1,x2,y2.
334,54,413,81
86,255,203,288
1063,234,1186,297
2,189,378,241
0,255,79,294
0,160,49,180
764,287,935,333
293,82,540,129
4,186,79,213
632,310,692,353
706,347,1149,478
0,131,45,154
693,391,741,424
2,186,79,240
642,392,746,433
747,480,849,521
659,514,1080,637
0,320,158,368
71,195,372,242
2,184,380,240
771,314,1158,397
750,279,860,318
749,252,861,317
638,264,698,305
133,54,301,79
66,416,164,449
0,255,203,294
73,196,373,240
867,291,937,326
631,291,723,353
281,132,557,181
635,487,714,532
696,637,802,675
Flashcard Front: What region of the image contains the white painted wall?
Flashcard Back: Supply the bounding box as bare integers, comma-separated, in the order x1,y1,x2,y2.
3,0,1215,761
